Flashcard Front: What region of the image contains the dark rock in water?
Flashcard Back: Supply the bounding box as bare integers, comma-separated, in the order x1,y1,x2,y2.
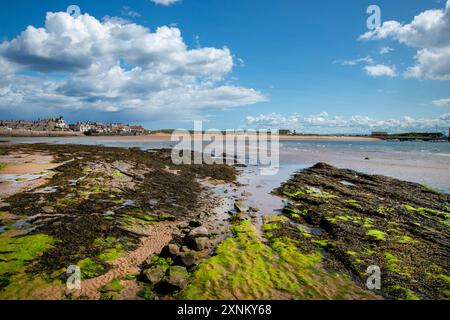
176,251,198,268
311,162,334,170
234,201,249,212
189,226,209,238
189,219,202,228
143,265,165,284
275,162,450,300
365,157,370,160
160,243,180,258
192,237,209,251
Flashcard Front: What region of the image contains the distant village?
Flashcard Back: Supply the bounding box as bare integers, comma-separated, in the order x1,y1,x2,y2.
0,117,146,136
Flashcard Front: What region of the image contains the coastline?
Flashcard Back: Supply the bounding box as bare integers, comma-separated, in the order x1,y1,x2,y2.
2,135,449,193
0,130,82,138
280,135,379,141
0,132,380,141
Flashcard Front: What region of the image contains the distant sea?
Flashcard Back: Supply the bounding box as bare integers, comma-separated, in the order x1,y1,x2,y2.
5,137,450,194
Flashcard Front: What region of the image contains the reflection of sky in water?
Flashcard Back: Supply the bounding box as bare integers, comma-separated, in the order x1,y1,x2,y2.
280,140,450,157
0,218,33,234
0,173,46,182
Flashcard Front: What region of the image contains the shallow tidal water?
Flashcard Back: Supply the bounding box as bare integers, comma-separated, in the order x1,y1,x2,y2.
5,137,450,195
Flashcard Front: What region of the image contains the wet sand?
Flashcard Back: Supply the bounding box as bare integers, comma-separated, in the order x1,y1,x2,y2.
0,152,63,204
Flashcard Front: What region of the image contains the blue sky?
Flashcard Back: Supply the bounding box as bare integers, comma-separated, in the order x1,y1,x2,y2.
0,0,449,133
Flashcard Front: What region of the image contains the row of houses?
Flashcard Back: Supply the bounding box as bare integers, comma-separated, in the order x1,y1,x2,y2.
0,117,145,135
69,121,145,135
279,129,296,135
0,117,70,131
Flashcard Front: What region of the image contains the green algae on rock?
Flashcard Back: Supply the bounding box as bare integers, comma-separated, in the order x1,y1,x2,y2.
0,231,58,299
98,278,124,300
179,219,376,300
0,232,56,277
275,162,450,300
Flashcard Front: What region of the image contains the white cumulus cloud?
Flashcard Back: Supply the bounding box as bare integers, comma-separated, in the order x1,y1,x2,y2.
340,56,374,66
151,0,181,6
244,112,450,134
360,0,450,80
121,6,141,18
364,64,397,77
379,47,394,55
0,12,265,120
433,98,450,107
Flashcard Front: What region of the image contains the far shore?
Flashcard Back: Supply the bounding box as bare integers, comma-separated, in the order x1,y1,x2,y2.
0,130,82,138
0,132,381,142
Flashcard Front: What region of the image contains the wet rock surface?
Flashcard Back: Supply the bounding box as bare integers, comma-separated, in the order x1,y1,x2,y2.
188,226,209,238
274,162,450,300
161,244,181,259
192,237,209,251
176,251,198,268
160,266,189,292
234,201,248,213
137,216,216,297
143,265,165,284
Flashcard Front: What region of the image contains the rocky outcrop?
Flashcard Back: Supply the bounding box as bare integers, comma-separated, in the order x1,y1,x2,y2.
274,163,450,300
